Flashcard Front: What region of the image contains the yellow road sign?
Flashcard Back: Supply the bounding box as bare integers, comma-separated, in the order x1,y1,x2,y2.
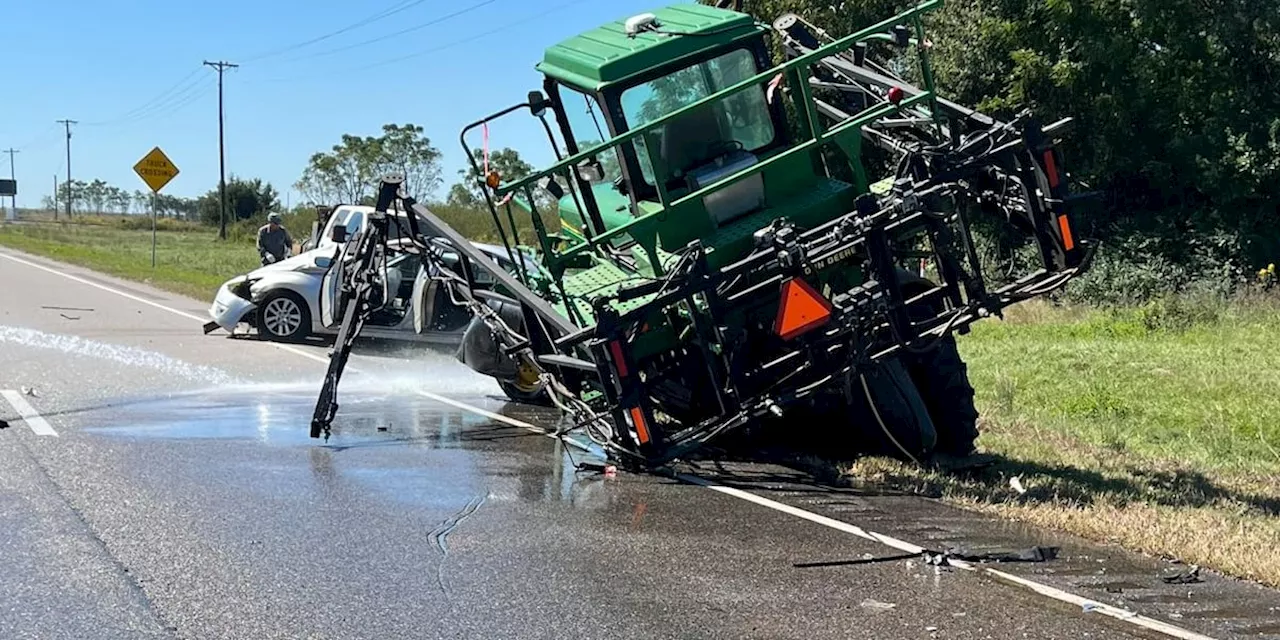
133,146,179,193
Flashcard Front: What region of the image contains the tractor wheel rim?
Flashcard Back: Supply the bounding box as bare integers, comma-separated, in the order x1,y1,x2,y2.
264,298,301,336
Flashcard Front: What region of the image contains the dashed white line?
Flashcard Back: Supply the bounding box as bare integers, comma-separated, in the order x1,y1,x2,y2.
1,389,59,436
0,247,1218,640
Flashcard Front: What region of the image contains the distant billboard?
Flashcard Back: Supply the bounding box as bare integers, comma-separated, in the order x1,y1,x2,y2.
0,179,14,196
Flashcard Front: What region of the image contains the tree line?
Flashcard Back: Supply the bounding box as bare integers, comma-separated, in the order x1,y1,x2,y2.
41,175,282,227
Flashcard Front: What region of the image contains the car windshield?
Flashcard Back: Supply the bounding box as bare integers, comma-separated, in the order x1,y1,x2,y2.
619,47,774,185
320,208,365,245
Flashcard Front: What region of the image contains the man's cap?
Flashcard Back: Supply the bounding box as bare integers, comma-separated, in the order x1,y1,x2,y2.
267,212,282,223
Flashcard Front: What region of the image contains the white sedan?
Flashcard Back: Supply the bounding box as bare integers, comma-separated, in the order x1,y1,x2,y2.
203,217,535,343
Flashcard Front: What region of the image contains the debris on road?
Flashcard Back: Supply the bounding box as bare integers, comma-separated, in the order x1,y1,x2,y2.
0,417,9,429
859,599,896,612
41,305,95,312
21,386,37,397
1162,564,1202,584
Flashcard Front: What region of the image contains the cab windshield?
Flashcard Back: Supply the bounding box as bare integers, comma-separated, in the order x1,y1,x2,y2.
619,47,774,186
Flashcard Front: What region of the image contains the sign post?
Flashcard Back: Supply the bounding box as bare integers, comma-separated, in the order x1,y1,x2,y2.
132,147,179,268
0,179,16,222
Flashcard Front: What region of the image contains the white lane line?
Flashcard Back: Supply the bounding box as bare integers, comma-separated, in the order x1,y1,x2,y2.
0,249,1216,639
1,389,59,436
427,396,1215,639
681,473,1216,640
0,250,337,368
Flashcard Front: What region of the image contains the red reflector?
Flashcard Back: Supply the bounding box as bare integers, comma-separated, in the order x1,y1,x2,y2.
887,86,905,105
1043,150,1060,188
1057,214,1075,251
608,340,628,378
629,406,650,444
773,278,833,340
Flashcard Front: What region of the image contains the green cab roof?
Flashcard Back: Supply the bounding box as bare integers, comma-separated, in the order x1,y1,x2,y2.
537,3,766,91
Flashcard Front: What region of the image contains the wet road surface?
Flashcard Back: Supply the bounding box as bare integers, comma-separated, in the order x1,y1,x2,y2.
3,247,1280,640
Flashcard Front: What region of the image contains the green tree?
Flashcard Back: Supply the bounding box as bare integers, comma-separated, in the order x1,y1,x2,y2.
295,123,443,205
198,176,281,226
708,0,1280,276
447,147,536,207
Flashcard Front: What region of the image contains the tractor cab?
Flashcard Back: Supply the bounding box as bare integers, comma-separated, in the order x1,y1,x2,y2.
533,4,823,259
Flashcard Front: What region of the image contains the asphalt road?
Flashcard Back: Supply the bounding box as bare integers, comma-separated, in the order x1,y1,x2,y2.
3,246,1279,640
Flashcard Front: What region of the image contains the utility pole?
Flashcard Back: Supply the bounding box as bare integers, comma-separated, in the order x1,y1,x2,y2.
203,60,237,240
56,119,76,218
3,148,16,216
53,175,58,220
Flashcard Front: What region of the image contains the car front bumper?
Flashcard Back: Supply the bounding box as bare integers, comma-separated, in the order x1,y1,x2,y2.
207,278,258,333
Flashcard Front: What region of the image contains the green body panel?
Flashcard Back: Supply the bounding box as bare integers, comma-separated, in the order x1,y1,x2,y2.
702,176,859,270
537,4,766,90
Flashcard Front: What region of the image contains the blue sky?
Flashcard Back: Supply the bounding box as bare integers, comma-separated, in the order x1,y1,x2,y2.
2,0,677,209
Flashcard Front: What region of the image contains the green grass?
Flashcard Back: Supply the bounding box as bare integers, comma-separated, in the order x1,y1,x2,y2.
0,220,265,300
962,299,1280,476
839,298,1280,588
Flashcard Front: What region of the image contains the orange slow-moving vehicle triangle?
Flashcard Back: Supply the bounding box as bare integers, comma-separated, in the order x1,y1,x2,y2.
774,277,833,340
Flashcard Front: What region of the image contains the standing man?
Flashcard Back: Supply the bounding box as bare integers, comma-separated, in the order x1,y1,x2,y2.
257,212,293,265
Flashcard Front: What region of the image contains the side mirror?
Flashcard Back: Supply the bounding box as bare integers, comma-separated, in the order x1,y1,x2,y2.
528,90,550,118
331,224,347,243
577,158,605,184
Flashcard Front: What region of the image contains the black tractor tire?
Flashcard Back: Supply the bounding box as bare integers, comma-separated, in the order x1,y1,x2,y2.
900,334,980,456
256,290,311,343
895,269,981,457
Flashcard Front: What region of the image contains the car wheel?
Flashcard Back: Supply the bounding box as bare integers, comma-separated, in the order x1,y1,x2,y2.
256,290,311,342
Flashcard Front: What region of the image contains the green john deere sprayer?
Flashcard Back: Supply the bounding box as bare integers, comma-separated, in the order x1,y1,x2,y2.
309,0,1094,469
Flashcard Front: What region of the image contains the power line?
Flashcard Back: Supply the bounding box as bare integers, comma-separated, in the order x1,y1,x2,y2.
204,60,238,240
250,0,587,85
91,78,215,129
81,68,204,126
13,124,59,151
239,0,431,62
272,0,502,64
56,120,76,219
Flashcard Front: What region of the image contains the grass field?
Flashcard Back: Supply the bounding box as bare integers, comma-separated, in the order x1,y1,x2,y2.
0,219,265,300
846,299,1280,587
3,217,1277,587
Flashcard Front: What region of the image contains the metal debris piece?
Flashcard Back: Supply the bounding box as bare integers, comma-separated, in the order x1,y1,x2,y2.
41,305,94,312
0,418,10,430
1162,564,1201,584
1010,476,1027,494
20,386,37,397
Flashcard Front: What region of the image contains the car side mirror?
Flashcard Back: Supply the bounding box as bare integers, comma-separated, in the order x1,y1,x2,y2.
577,158,605,184
331,224,347,243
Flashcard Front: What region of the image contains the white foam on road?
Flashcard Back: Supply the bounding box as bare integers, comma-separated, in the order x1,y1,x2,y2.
0,325,240,385
0,250,327,366
1,389,58,436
